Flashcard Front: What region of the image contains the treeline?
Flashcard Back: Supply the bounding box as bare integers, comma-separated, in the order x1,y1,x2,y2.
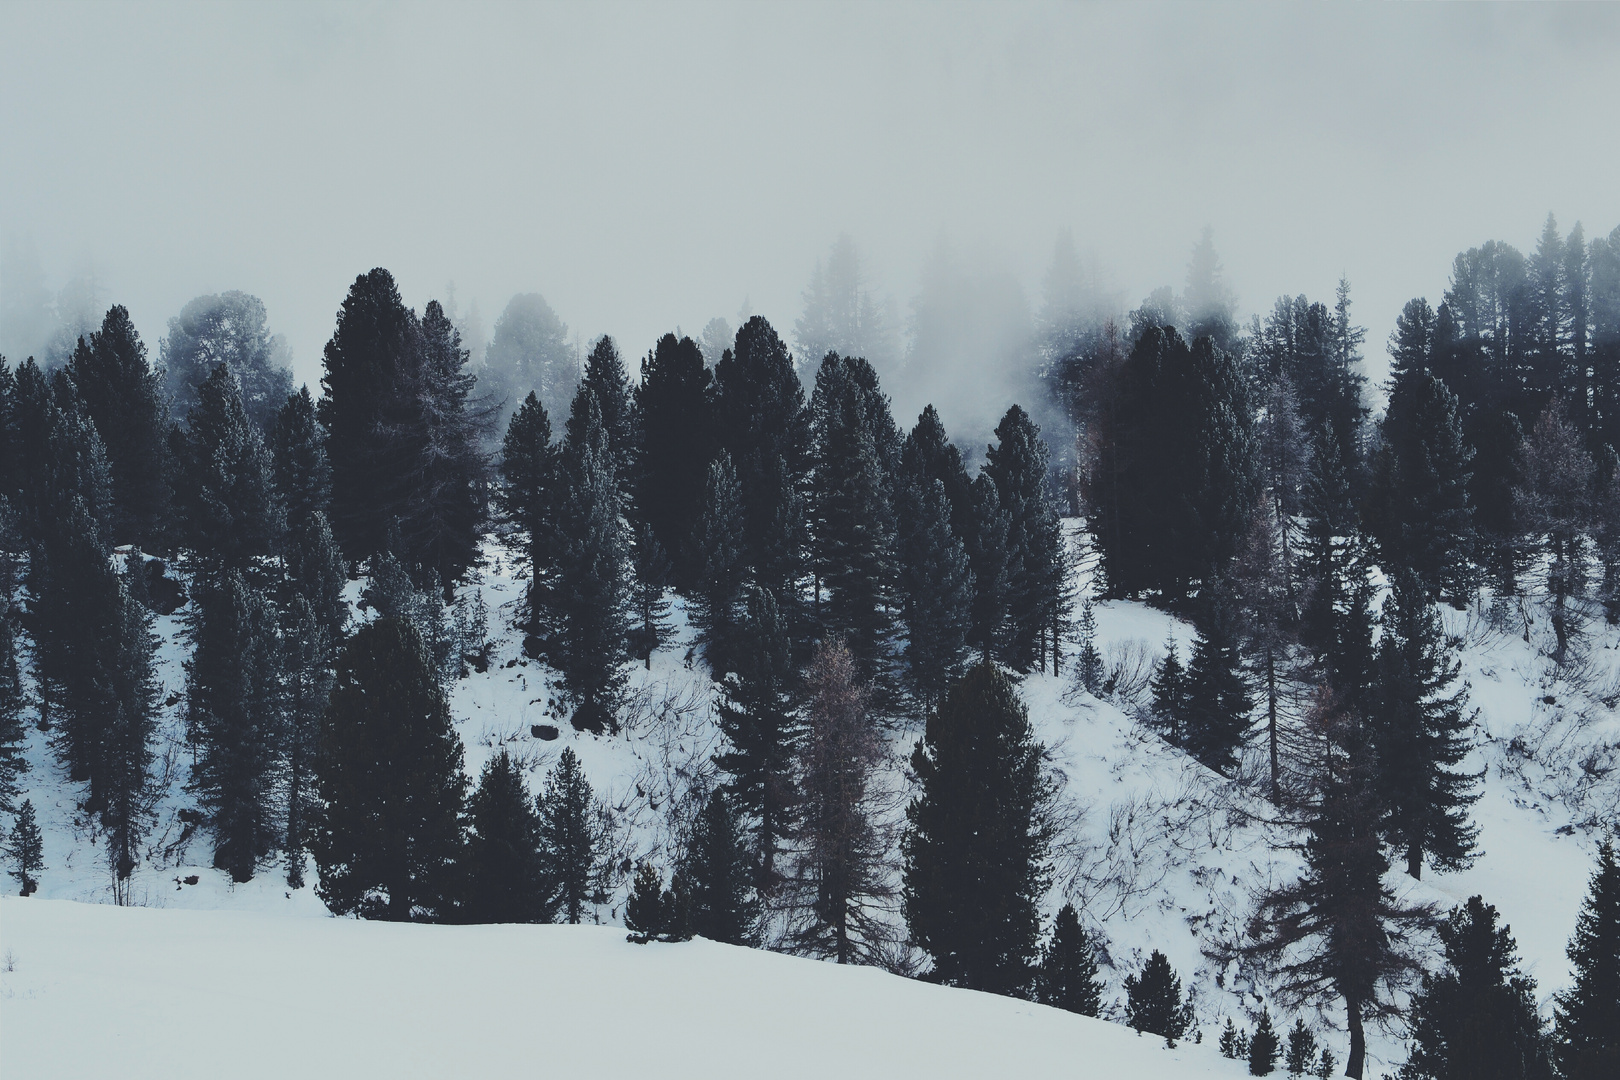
0,216,1618,1079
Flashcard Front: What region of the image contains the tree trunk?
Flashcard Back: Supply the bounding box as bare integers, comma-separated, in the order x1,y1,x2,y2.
1266,648,1280,803
1407,843,1422,880
1345,995,1366,1079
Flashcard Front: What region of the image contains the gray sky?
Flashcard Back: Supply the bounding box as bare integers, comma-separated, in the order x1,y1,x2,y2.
3,1,1617,394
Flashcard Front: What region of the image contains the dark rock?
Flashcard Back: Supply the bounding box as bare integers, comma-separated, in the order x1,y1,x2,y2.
532,724,559,741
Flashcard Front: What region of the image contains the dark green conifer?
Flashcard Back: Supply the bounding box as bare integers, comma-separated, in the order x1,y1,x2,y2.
1150,635,1189,745
1182,592,1253,774
625,860,671,943
1249,1008,1280,1075
536,747,608,924
628,522,673,669
286,511,348,647
1221,1018,1251,1059
1075,601,1103,696
1037,903,1103,1016
986,405,1065,673
903,661,1053,996
270,386,331,536
4,798,43,895
691,453,747,673
684,788,758,946
578,335,635,485
1285,1020,1318,1078
180,364,283,576
1555,839,1620,1080
634,334,713,586
1124,950,1194,1045
897,475,973,708
1401,895,1553,1080
313,617,468,921
282,595,330,889
965,474,1011,659
463,750,552,924
498,391,558,638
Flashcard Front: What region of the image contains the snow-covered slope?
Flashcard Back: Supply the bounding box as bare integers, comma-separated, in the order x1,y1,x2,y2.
5,530,1616,1078
0,897,1244,1080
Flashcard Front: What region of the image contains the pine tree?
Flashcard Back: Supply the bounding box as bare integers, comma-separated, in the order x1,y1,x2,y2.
65,305,169,547
1182,591,1253,774
896,472,973,709
691,453,747,674
4,798,42,895
553,392,630,733
1400,895,1554,1080
462,750,553,924
900,405,976,542
579,335,635,486
1372,572,1481,880
628,522,673,669
101,564,160,893
285,511,348,647
536,747,608,925
270,386,331,538
986,405,1065,672
0,555,27,814
1369,373,1475,605
1124,950,1194,1045
179,364,283,577
683,788,758,946
497,392,558,639
12,360,114,546
1038,903,1103,1016
634,334,713,586
1249,1008,1280,1075
1074,601,1103,696
281,595,330,889
313,617,467,921
965,474,1011,658
481,292,576,434
809,352,899,678
1285,1019,1318,1078
1149,636,1189,745
1221,1018,1251,1060
625,860,676,943
787,637,892,964
1516,399,1594,663
1554,838,1620,1080
715,586,799,889
903,661,1053,996
160,291,294,430
1246,704,1432,1080
186,570,283,883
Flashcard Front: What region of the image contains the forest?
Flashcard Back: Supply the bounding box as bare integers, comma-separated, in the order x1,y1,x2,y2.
0,217,1618,1080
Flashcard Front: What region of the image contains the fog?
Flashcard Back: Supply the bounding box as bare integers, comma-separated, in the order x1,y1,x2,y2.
3,2,1617,439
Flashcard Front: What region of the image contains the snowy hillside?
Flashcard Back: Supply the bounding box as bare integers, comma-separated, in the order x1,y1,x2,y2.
4,530,1615,1077
0,897,1244,1080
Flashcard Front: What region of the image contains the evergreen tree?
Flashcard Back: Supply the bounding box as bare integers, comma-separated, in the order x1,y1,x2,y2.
186,570,283,882
628,522,674,669
987,405,1067,673
481,291,576,433
625,860,674,943
712,316,809,607
683,788,758,946
313,617,467,921
1246,713,1432,1080
634,334,713,585
536,747,608,924
4,797,42,895
553,392,630,732
65,305,169,546
1249,1008,1280,1075
160,291,294,430
497,392,558,639
1233,496,1299,801
1285,1019,1319,1078
285,511,348,648
579,335,635,485
1221,1018,1252,1060
1181,591,1253,774
690,453,747,674
903,661,1053,996
809,352,899,677
787,637,892,964
281,595,331,889
0,546,27,814
462,750,553,924
1124,950,1194,1045
1149,636,1190,745
715,586,799,889
1372,572,1481,880
101,562,160,892
1037,903,1103,1016
12,360,114,546
1298,426,1374,702
1074,601,1103,697
1554,838,1620,1080
1368,372,1475,604
965,474,1012,658
1400,895,1554,1080
179,364,283,577
270,386,332,537
900,405,976,542
1516,399,1594,663
897,461,974,708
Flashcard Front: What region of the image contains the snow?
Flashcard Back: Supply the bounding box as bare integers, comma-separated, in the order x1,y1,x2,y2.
0,897,1245,1080
3,527,1616,1078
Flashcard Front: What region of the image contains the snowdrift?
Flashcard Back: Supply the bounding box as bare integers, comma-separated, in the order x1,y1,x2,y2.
0,897,1242,1080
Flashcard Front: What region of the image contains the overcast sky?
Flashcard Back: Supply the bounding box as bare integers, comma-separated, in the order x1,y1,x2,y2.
3,1,1617,393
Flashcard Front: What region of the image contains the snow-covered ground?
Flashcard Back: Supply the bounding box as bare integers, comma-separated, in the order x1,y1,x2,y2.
0,897,1245,1080
3,527,1615,1078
